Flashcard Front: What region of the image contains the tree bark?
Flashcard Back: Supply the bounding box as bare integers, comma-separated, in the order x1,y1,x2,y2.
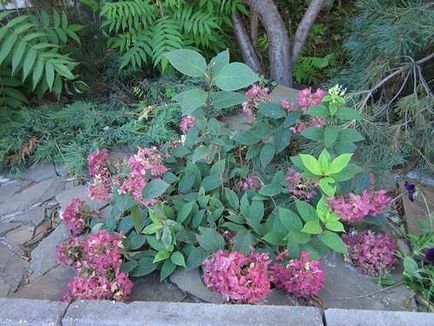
232,12,263,75
245,0,292,86
250,12,259,45
292,0,326,66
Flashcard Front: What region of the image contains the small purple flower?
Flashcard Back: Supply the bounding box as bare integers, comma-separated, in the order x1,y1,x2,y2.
425,248,434,265
404,181,416,201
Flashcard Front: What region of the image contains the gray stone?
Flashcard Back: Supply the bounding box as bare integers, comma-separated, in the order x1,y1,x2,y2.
169,268,225,303
320,253,416,311
0,180,32,205
0,244,29,295
24,163,57,182
29,223,69,281
324,308,434,326
13,265,74,301
221,113,251,133
0,222,20,236
56,185,106,211
260,289,299,306
0,178,65,218
269,85,299,104
6,225,34,246
0,298,68,325
130,272,194,302
53,163,69,177
0,278,11,297
63,300,323,326
4,207,46,226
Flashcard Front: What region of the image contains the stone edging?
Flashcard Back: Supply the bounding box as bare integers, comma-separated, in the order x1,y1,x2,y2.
0,298,433,326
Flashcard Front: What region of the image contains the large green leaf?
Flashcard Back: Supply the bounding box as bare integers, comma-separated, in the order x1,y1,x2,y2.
201,175,220,191
320,231,348,254
165,49,207,77
214,63,258,91
299,154,322,175
211,91,246,109
209,49,229,76
143,180,169,200
279,207,303,231
225,188,239,210
260,142,275,168
174,87,207,116
196,227,225,253
171,251,186,267
274,127,292,154
258,102,286,119
327,153,353,175
232,229,253,254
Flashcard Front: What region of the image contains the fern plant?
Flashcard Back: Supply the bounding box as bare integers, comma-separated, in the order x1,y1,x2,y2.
0,9,81,110
101,0,244,71
293,53,335,84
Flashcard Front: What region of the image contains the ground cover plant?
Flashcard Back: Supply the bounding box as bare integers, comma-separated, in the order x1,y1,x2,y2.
56,49,399,304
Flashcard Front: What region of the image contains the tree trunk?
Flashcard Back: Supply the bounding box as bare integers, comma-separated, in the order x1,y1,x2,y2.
232,12,263,75
245,0,292,86
292,0,326,65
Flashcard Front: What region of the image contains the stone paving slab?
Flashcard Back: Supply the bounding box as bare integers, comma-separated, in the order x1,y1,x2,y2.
0,298,68,326
29,223,70,281
0,177,65,218
0,298,433,326
63,300,323,326
320,253,415,311
325,308,434,326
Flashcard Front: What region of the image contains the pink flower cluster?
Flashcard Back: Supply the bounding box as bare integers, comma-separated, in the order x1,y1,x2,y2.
56,230,133,302
270,251,325,298
87,147,169,205
88,149,113,202
179,115,196,134
287,168,318,200
61,199,87,236
237,175,261,192
118,147,168,203
298,87,326,110
280,99,297,112
290,117,326,134
343,230,398,275
242,85,271,124
328,189,392,223
202,249,271,304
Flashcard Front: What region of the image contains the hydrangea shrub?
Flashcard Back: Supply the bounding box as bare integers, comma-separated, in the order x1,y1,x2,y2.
54,49,401,303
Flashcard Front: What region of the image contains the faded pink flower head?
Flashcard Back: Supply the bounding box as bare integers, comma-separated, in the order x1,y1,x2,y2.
271,251,325,298
202,249,271,304
242,85,271,124
179,115,196,134
287,168,318,200
61,199,87,236
343,230,398,275
238,175,261,192
298,87,326,108
58,230,133,303
328,189,392,223
281,99,297,112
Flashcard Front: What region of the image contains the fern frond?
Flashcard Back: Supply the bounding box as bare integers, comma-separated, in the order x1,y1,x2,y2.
100,0,156,34
151,17,185,71
0,11,79,108
34,10,83,45
119,31,153,71
0,68,27,110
